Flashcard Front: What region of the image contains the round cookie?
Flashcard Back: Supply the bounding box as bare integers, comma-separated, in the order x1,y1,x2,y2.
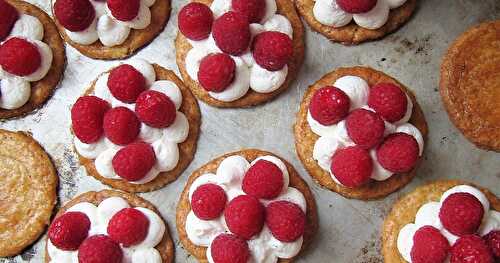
440,20,500,152
294,0,416,45
44,189,175,262
176,149,318,262
294,66,428,200
51,0,170,60
76,64,201,192
0,0,66,120
175,0,305,108
0,129,57,257
382,180,500,263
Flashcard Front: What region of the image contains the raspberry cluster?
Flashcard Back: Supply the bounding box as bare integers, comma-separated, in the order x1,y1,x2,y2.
309,82,419,188
190,159,306,262
178,2,293,93
71,63,178,182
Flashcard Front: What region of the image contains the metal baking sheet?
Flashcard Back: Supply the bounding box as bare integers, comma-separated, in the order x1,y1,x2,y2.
1,0,499,262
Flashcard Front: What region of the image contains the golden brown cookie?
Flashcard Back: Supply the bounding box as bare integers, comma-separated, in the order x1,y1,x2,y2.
44,189,175,262
175,0,304,108
295,0,416,45
176,149,318,263
440,20,500,152
51,0,170,60
382,180,500,263
0,0,66,120
294,66,428,200
76,64,201,192
0,129,58,257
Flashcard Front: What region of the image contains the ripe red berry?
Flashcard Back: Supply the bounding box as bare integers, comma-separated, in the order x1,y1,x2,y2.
54,0,95,32
242,160,284,199
108,64,147,103
368,83,408,123
212,11,251,56
71,96,111,143
178,2,213,41
309,86,350,125
210,234,250,263
330,146,372,188
337,0,377,14
439,192,484,236
252,31,293,71
191,183,227,220
232,0,266,23
450,235,494,263
78,235,123,263
0,37,41,76
107,0,140,21
198,53,236,92
0,0,19,41
112,142,156,182
107,208,149,247
135,90,176,128
410,226,450,263
484,230,500,259
265,201,306,242
345,109,385,149
224,195,265,239
48,212,91,251
103,107,140,145
376,132,419,173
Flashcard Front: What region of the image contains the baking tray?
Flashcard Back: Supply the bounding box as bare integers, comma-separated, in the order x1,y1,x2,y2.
1,0,499,262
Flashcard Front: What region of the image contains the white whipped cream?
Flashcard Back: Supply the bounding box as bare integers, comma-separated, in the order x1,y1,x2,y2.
74,59,189,184
0,13,53,110
53,0,155,47
397,185,500,262
47,197,165,263
185,155,306,263
184,0,293,102
313,0,407,30
308,75,423,185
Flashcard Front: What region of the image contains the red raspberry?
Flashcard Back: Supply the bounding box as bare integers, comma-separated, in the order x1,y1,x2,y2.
135,90,176,128
191,183,227,220
224,195,265,239
232,0,266,23
0,0,19,41
107,0,140,21
451,235,494,263
212,11,251,56
54,0,95,32
71,96,111,143
265,201,306,242
210,234,250,263
78,235,123,263
368,83,408,123
112,142,156,181
439,192,484,236
0,37,41,76
337,0,377,14
376,132,419,173
345,109,385,149
178,2,213,41
410,226,450,263
198,53,236,92
252,31,293,71
107,64,147,103
107,208,149,247
309,86,350,125
242,160,284,199
330,146,372,188
48,212,91,251
484,230,500,259
103,107,140,145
